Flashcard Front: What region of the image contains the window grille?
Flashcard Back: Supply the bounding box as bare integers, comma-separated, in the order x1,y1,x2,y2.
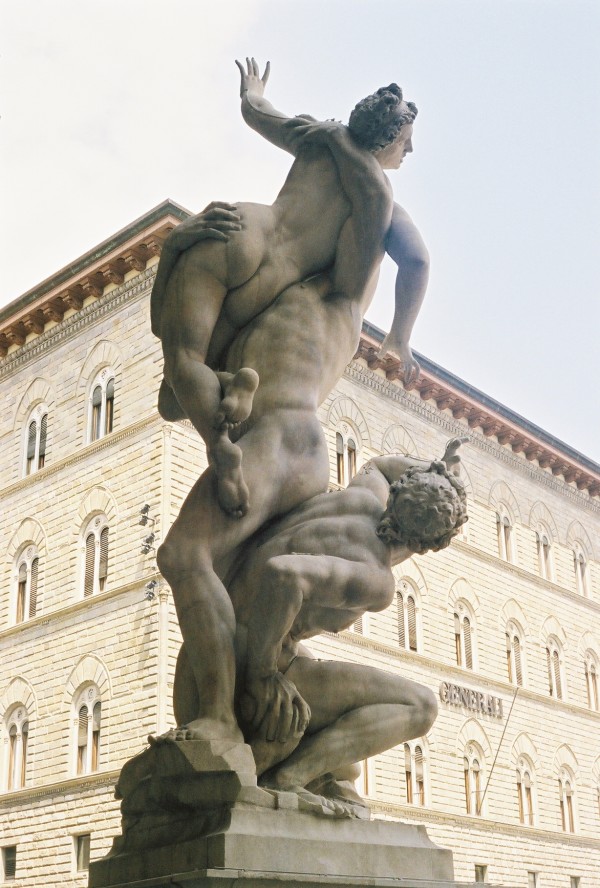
89,372,115,442
6,709,29,790
585,656,599,710
517,764,534,825
464,750,483,815
25,412,48,475
74,689,102,775
82,521,109,598
559,776,575,832
15,551,39,625
404,742,426,806
397,585,418,652
506,625,523,686
2,846,16,881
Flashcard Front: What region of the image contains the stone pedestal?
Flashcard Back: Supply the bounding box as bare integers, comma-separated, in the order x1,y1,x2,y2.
89,804,458,888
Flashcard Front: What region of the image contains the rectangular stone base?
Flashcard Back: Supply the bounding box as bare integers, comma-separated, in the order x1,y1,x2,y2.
89,806,457,888
89,868,477,888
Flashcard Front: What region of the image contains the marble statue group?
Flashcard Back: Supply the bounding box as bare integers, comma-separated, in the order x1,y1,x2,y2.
125,59,468,822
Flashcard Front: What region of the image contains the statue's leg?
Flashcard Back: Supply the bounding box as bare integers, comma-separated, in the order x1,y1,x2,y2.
261,659,437,790
157,534,243,742
160,249,253,515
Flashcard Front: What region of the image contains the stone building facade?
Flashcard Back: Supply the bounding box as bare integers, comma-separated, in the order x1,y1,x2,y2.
1,202,599,888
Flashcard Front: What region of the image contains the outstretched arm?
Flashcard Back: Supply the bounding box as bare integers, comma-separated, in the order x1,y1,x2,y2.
378,202,430,383
237,57,307,156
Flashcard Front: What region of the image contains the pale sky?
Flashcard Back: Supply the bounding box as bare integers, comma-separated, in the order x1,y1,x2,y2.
1,0,599,462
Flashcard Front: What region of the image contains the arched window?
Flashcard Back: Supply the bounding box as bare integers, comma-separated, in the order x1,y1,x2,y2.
5,707,30,791
81,517,109,598
454,606,475,669
496,508,514,563
404,742,426,806
23,407,48,476
74,687,102,775
558,768,576,833
516,758,535,826
335,431,358,487
573,546,589,597
464,744,484,816
584,651,599,711
506,622,524,686
397,581,418,652
88,369,115,443
535,528,553,581
14,547,39,624
546,636,564,699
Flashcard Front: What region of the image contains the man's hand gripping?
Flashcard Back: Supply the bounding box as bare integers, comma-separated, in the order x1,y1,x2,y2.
242,672,311,744
167,201,242,252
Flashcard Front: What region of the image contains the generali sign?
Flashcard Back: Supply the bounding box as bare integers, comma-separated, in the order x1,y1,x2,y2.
439,681,503,718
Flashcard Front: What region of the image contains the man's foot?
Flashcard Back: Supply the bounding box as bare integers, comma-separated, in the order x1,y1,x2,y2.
259,776,365,818
158,379,187,421
211,432,250,517
215,368,259,429
149,717,245,745
307,776,370,816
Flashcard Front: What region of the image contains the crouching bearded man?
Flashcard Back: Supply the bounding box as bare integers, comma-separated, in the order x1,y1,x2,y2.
173,438,468,815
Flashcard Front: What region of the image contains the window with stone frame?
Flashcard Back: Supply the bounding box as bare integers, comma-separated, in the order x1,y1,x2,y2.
454,604,475,670
88,369,115,443
573,545,589,597
546,636,565,700
584,650,599,711
2,846,17,881
474,866,488,884
4,707,29,791
23,405,48,476
14,546,39,624
82,516,109,598
496,507,515,563
516,757,536,826
506,621,524,686
558,767,576,833
397,581,419,652
74,686,102,775
335,427,358,487
74,834,91,872
403,741,426,806
463,743,484,816
535,526,553,581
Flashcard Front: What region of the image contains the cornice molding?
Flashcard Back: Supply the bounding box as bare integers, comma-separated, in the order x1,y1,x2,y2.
329,631,600,722
1,410,161,493
347,352,600,504
0,573,163,651
0,208,185,358
451,538,600,613
0,269,154,380
0,770,120,807
368,800,600,848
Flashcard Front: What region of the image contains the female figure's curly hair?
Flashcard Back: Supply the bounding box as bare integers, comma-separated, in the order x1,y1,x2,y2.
348,84,418,152
376,461,468,554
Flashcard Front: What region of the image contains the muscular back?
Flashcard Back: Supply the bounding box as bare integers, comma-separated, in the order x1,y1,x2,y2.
229,484,392,625
221,144,351,330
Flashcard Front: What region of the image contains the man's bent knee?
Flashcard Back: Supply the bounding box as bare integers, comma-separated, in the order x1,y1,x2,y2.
414,685,438,735
157,539,209,585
